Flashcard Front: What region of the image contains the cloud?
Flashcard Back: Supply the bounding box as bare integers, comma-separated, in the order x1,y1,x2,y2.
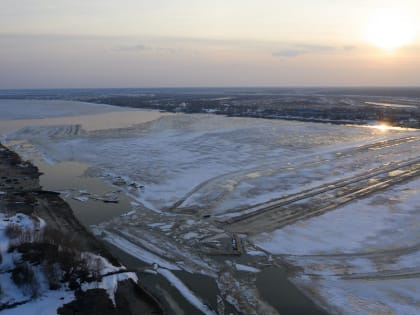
155,47,178,54
272,49,304,57
113,43,179,54
343,45,356,51
114,44,149,52
272,44,335,58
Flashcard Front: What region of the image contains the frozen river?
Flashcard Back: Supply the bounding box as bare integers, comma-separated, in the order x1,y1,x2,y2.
1,99,419,314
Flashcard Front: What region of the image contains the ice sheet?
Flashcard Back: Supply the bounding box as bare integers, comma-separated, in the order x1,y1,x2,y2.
7,112,414,214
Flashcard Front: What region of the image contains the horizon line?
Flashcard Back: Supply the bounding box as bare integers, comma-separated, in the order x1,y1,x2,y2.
2,85,420,91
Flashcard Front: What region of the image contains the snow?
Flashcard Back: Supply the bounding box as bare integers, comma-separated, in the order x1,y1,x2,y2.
81,271,138,305
0,272,29,307
6,112,415,215
2,213,39,231
157,268,216,315
82,252,139,303
234,264,260,273
252,177,420,255
147,222,174,231
295,277,420,315
1,288,75,315
2,99,420,314
0,211,137,313
182,232,199,240
251,177,420,314
102,231,181,270
0,213,42,253
246,250,267,257
120,210,136,217
82,252,122,274
0,212,71,313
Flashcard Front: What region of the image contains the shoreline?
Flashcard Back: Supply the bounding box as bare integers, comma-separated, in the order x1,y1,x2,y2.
0,142,164,314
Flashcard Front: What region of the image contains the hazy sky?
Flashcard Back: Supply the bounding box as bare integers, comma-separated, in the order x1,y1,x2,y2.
1,0,420,88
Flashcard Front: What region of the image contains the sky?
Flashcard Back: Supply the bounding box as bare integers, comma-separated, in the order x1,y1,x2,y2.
1,0,420,88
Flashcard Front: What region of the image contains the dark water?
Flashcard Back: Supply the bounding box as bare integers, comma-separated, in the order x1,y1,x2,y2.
38,161,132,225
257,267,327,315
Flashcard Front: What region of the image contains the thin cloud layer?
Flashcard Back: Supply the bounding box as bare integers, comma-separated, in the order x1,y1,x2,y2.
114,44,148,52
273,44,335,58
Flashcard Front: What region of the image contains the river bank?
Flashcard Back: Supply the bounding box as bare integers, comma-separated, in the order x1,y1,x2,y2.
0,143,163,314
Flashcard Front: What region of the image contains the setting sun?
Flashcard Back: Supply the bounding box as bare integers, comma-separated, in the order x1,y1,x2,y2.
367,8,416,50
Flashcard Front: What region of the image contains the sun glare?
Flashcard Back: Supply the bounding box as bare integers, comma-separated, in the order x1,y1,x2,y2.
367,8,416,50
368,123,410,132
373,123,391,131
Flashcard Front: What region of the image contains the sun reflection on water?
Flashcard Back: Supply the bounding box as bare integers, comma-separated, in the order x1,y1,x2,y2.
348,123,416,132
372,123,392,131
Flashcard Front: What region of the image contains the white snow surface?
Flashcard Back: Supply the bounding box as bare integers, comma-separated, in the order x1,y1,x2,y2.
252,177,420,315
295,277,420,315
5,109,415,213
1,288,75,315
234,263,261,273
102,231,181,270
121,210,136,217
253,177,420,255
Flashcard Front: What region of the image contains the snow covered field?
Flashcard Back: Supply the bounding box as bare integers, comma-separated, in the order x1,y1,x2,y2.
2,99,420,314
252,177,420,314
253,177,420,255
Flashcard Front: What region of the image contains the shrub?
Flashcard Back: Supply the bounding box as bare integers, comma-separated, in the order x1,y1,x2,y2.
6,222,41,247
11,263,34,286
68,279,80,291
42,227,83,253
9,225,97,292
11,262,40,297
5,223,23,239
43,261,61,290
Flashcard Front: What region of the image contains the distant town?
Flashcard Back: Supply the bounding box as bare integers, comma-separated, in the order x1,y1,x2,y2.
3,88,418,128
